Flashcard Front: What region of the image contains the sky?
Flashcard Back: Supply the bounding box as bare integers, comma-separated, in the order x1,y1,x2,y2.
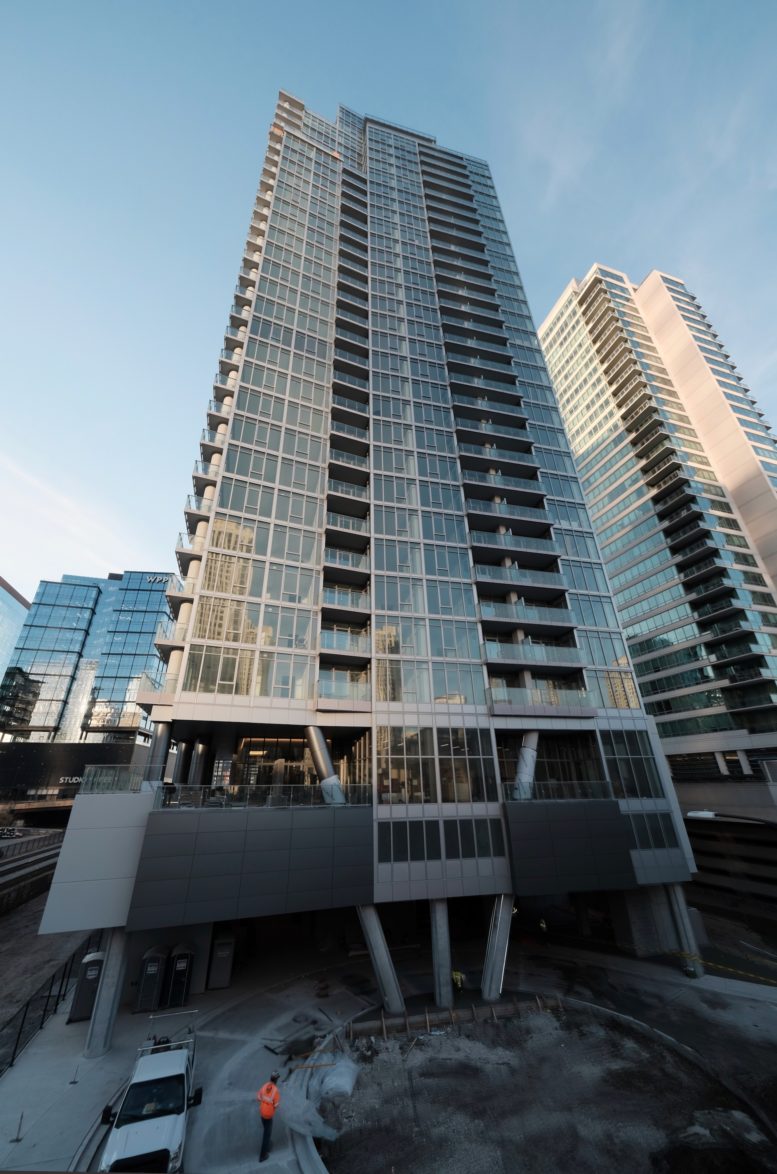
2,0,777,601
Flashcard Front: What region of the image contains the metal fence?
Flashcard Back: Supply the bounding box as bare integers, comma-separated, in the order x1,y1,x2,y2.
0,830,64,861
0,931,102,1077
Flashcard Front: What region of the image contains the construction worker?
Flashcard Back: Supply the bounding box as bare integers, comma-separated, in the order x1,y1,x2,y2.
257,1070,281,1163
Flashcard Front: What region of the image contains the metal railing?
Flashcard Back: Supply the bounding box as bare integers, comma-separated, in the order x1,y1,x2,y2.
159,783,372,810
0,830,64,861
487,685,594,709
506,779,613,801
0,932,102,1077
483,642,584,666
478,601,574,625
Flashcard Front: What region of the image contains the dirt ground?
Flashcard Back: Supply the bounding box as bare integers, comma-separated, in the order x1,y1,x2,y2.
320,1009,777,1174
0,892,86,1021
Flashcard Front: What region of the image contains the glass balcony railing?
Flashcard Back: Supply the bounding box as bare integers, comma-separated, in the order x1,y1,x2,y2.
184,494,211,515
137,671,179,696
330,418,369,441
475,564,566,589
317,679,371,703
327,479,369,500
155,619,189,645
326,511,369,534
320,629,371,654
332,368,370,391
458,443,539,467
192,460,218,480
332,393,368,415
465,498,548,521
487,685,594,709
224,325,247,343
213,372,237,390
335,306,369,329
329,448,369,470
456,419,531,444
461,470,545,495
201,428,224,448
469,530,559,556
176,532,206,554
322,586,371,610
335,346,369,368
479,601,574,625
506,779,613,801
159,782,373,809
324,548,370,571
483,641,584,666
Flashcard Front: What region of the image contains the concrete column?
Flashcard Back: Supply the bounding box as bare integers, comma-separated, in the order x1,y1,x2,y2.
144,721,172,784
429,899,453,1009
84,927,129,1058
667,883,704,976
187,739,208,788
481,893,513,1003
356,905,405,1015
171,740,192,788
714,751,730,777
738,750,754,776
166,648,184,691
512,730,538,800
305,725,346,804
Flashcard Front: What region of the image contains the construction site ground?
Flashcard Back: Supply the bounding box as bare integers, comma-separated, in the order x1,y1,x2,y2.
2,903,777,1172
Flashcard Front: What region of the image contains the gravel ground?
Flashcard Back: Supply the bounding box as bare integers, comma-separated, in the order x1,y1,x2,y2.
320,1009,777,1174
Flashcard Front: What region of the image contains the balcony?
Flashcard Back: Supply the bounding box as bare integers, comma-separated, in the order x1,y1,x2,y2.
458,443,540,476
319,629,371,659
506,779,613,801
461,469,545,503
455,419,532,448
332,393,368,420
330,417,369,448
469,530,559,563
324,547,370,585
335,305,369,331
229,303,250,326
192,460,218,491
327,478,369,506
465,498,550,531
155,618,189,650
452,393,526,425
329,447,369,472
207,398,230,426
224,324,247,345
333,366,370,392
200,428,225,458
316,678,371,709
487,685,594,714
474,563,567,592
478,600,575,632
159,782,372,809
184,494,212,526
213,372,237,401
326,511,370,552
448,370,519,396
483,641,584,669
322,586,371,619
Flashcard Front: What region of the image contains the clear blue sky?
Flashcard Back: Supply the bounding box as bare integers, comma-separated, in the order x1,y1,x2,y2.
2,0,776,599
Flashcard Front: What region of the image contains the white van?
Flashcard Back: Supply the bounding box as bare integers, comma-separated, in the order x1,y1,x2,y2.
99,1034,202,1173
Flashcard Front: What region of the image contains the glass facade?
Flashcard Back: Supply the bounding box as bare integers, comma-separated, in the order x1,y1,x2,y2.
141,92,691,904
0,572,172,744
540,265,777,784
0,576,29,680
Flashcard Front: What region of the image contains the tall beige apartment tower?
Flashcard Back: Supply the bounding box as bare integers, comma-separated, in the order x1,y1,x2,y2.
540,265,777,806
635,274,777,591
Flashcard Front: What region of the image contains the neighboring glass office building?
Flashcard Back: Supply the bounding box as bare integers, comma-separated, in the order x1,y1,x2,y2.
0,575,29,680
540,265,777,791
42,97,700,1038
0,571,172,744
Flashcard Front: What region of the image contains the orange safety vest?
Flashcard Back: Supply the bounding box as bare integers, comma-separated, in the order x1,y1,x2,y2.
257,1081,280,1120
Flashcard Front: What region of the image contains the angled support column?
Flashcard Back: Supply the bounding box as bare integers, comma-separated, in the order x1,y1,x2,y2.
305,725,346,804
481,893,513,1003
357,905,405,1015
513,731,538,800
144,721,171,784
667,883,704,977
430,898,453,1009
84,927,129,1058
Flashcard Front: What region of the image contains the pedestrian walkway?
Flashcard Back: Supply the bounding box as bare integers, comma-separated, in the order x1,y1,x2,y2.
0,950,374,1173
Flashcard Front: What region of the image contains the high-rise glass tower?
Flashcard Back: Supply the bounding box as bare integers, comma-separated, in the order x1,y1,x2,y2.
42,99,699,1041
540,265,777,796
